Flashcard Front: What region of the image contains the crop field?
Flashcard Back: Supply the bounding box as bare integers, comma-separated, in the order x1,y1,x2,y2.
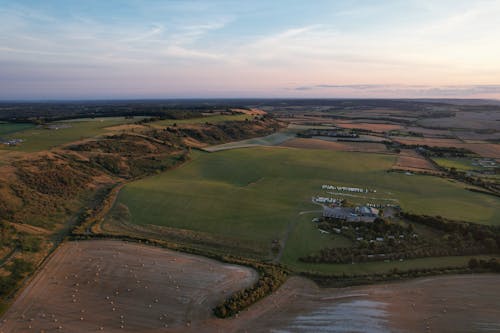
0,122,35,137
225,275,500,333
204,131,294,152
334,121,404,132
432,157,478,171
392,137,465,147
0,117,142,152
0,240,256,332
107,146,500,273
393,149,439,173
280,138,389,153
150,113,251,127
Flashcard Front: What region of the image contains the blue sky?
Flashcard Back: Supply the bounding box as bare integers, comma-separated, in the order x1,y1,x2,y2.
1,0,500,99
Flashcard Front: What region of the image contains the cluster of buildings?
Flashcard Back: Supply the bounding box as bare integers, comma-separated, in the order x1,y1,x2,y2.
474,158,497,168
0,138,24,146
302,129,359,138
312,196,342,204
322,205,380,223
322,184,376,193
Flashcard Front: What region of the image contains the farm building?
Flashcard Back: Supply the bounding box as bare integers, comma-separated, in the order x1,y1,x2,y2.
323,205,379,222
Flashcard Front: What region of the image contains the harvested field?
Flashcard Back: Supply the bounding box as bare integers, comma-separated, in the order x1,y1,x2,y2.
464,143,500,159
280,138,389,153
205,275,500,332
335,121,403,132
393,137,500,158
204,131,294,152
0,240,257,333
4,241,499,333
393,149,440,173
392,137,465,147
418,111,500,130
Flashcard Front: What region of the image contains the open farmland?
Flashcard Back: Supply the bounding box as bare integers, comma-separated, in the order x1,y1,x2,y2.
392,137,500,158
334,121,404,132
280,138,389,153
0,117,144,152
3,241,499,333
0,123,35,137
392,149,440,173
212,275,500,333
104,147,500,274
150,113,251,127
0,240,257,333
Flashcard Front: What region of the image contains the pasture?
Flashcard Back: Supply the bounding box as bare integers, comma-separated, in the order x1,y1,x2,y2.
108,146,500,273
0,117,142,152
150,113,250,127
0,122,35,137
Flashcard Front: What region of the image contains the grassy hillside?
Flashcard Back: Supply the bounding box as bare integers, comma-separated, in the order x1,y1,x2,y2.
151,113,251,127
108,147,500,272
0,117,140,152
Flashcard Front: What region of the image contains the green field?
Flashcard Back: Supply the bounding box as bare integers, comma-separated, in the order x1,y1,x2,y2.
432,157,478,171
0,117,141,152
109,146,500,273
0,122,35,137
151,113,251,127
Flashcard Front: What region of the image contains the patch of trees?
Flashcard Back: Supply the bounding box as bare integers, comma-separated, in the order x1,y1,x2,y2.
0,258,34,297
296,128,359,138
468,258,500,272
0,101,250,122
301,215,500,264
386,143,474,157
154,118,283,145
401,213,500,248
213,265,287,318
301,265,472,288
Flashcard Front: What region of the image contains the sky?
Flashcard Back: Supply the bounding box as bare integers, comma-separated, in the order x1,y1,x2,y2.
1,0,500,100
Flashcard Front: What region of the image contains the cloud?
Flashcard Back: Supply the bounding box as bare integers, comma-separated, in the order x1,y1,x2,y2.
293,84,500,97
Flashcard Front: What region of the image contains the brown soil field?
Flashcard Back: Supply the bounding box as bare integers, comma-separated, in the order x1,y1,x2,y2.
418,111,500,130
393,137,500,158
0,240,257,333
208,275,500,333
464,143,500,159
105,124,148,132
2,241,499,333
280,138,389,153
335,121,403,132
231,108,267,116
392,137,465,147
393,149,440,173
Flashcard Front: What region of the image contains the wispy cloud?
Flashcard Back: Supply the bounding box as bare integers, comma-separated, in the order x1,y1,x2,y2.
293,84,500,98
1,1,500,99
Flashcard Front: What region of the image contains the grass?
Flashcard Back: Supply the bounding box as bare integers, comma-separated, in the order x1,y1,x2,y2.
0,117,141,152
151,113,251,127
288,255,499,275
0,122,35,137
432,157,478,171
108,146,500,274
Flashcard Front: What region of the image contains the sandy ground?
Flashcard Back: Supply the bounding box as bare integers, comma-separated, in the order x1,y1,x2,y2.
3,240,500,333
0,240,257,333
